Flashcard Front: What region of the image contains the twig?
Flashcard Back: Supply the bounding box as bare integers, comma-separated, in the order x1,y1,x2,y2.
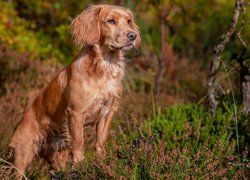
243,2,250,6
154,6,171,98
154,55,165,97
0,158,28,180
237,1,247,48
242,56,250,60
154,17,167,97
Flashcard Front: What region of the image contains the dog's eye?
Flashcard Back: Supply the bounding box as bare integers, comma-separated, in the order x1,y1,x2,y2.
127,19,131,24
107,19,116,24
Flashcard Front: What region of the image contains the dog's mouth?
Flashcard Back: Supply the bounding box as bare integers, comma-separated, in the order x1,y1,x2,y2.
110,43,134,50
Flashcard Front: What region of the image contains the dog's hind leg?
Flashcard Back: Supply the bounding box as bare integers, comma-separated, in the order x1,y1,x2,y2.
9,108,42,179
10,143,35,179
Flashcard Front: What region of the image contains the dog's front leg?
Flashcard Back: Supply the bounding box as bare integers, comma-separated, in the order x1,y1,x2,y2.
68,110,86,164
96,110,115,158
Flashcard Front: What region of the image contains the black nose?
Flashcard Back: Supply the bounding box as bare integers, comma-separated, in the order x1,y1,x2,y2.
126,32,137,41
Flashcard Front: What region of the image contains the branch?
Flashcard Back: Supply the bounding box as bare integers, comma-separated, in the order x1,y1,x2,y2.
207,0,243,114
242,2,250,6
154,17,166,97
154,7,170,97
237,0,247,49
243,56,250,60
0,158,28,180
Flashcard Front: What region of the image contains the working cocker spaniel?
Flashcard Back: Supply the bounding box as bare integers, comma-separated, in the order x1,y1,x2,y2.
7,4,141,179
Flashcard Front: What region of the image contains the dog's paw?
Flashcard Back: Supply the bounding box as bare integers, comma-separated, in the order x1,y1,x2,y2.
96,147,106,159
72,151,84,164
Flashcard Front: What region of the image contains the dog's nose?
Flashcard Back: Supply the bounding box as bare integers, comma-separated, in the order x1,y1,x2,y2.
126,32,137,41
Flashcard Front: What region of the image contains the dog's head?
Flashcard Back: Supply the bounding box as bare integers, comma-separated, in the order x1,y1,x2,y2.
70,5,141,50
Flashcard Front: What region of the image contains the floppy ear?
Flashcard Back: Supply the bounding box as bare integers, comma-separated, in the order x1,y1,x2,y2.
70,5,102,46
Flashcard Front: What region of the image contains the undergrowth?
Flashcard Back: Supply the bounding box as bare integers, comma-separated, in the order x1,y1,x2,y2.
24,103,249,179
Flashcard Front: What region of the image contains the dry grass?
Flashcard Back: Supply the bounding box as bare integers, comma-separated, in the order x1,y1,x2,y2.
0,47,249,179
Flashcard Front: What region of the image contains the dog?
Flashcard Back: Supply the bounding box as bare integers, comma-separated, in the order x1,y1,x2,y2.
7,4,141,179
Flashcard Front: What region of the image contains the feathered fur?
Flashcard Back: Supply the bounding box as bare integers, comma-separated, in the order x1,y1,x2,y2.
7,4,141,179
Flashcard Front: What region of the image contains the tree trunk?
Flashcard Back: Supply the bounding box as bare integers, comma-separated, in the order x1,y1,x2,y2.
241,61,250,116
207,0,242,114
154,17,166,97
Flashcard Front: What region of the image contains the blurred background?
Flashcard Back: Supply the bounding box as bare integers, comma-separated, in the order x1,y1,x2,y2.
0,0,249,179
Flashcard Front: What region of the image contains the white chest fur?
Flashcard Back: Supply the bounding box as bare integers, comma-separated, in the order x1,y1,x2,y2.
69,47,125,124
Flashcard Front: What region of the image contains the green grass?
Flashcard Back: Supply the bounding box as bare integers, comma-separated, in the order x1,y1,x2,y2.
37,103,249,179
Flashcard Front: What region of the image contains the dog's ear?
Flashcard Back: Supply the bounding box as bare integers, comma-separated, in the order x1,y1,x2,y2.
129,11,141,48
70,5,102,46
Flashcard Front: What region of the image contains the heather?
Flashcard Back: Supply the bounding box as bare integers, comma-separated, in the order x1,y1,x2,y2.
0,0,249,179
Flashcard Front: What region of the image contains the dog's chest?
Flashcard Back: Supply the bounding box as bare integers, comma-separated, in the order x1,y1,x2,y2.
84,98,113,126
98,77,120,98
82,79,121,126
81,76,121,126
71,58,124,125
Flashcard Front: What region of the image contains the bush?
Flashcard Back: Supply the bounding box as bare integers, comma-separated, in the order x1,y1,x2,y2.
0,2,53,60
51,103,249,179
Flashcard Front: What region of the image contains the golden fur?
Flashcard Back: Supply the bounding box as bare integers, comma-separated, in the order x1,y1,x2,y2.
8,5,141,178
